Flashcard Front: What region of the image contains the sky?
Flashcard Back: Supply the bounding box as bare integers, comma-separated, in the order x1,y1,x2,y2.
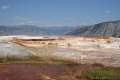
0,0,120,26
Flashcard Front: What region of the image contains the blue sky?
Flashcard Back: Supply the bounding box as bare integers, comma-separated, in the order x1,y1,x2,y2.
0,0,120,26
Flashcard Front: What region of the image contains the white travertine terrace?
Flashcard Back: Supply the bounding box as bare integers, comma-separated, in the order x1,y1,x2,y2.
12,35,120,49
0,35,120,67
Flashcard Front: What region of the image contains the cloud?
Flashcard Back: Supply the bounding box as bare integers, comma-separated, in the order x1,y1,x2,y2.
14,16,43,25
1,5,10,10
105,10,111,14
15,16,31,21
14,16,56,26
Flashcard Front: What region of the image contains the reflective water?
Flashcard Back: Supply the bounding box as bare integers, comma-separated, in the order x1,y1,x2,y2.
0,42,32,57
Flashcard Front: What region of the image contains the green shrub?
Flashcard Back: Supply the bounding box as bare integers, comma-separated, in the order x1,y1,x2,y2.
81,67,120,79
0,55,42,63
50,59,79,65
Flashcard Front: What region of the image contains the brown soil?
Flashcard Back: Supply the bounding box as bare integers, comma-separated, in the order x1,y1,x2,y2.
0,63,94,80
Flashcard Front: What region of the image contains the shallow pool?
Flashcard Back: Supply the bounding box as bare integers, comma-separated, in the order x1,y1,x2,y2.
0,42,32,57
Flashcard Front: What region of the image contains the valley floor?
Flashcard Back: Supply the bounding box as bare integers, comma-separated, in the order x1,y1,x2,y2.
0,62,106,80
0,35,120,80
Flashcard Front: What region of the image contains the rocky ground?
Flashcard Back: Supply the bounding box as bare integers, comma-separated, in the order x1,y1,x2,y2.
0,63,96,80
28,46,120,67
0,36,120,80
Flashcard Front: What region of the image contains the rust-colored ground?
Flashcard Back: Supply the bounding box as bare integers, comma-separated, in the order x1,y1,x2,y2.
0,63,94,80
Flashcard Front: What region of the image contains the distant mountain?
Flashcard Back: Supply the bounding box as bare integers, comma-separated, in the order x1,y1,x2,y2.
0,25,74,36
67,20,120,37
1,20,120,37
